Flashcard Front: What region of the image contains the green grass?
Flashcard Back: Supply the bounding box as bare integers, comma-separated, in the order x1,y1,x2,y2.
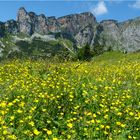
93,51,140,63
0,52,139,140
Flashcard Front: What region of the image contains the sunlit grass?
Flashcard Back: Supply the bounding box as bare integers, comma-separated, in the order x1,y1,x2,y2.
0,52,140,139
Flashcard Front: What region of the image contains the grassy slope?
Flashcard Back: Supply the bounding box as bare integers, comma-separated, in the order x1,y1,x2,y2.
0,52,140,140
93,51,140,62
0,34,75,59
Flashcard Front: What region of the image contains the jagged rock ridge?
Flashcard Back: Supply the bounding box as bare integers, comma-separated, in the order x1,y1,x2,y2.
0,7,140,55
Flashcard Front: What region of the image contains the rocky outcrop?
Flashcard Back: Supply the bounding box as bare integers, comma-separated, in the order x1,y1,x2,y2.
57,12,97,36
0,7,140,53
75,24,94,47
17,7,49,35
92,20,122,52
92,18,140,53
5,20,18,34
17,7,33,35
120,17,140,52
35,14,48,34
47,16,60,33
16,8,97,40
16,8,97,48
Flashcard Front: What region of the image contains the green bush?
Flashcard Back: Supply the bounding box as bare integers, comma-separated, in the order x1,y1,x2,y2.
77,44,93,61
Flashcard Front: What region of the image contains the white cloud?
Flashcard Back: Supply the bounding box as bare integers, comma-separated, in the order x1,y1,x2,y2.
130,0,140,9
90,1,108,16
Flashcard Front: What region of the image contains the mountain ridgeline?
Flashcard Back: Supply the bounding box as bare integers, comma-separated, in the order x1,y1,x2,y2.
0,7,140,60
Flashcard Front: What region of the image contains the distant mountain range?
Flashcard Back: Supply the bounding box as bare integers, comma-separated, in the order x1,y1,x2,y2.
0,7,140,59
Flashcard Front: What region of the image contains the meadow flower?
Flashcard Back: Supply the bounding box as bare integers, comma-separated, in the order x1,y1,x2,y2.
0,56,139,139
33,129,40,135
53,138,58,140
46,130,52,135
100,125,104,129
129,112,134,116
104,131,108,135
29,121,35,126
17,109,23,113
3,129,8,135
90,119,95,123
116,122,121,126
67,123,73,128
106,125,110,129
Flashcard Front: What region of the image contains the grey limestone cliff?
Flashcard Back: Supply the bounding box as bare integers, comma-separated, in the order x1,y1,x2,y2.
0,7,140,54
93,18,140,53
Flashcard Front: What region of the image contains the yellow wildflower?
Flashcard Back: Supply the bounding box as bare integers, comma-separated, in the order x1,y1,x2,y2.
33,129,40,135
67,123,73,128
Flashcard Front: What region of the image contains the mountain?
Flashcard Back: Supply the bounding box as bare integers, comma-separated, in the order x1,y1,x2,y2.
0,7,140,59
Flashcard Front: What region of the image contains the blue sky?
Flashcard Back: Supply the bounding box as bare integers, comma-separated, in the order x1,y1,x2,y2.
0,0,140,22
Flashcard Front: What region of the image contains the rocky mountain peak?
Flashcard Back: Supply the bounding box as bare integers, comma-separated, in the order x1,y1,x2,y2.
0,7,140,54
57,12,97,37
17,7,33,35
15,7,97,38
17,7,27,21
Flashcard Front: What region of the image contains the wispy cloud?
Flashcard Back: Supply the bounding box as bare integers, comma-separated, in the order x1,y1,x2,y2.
90,1,108,16
130,0,140,9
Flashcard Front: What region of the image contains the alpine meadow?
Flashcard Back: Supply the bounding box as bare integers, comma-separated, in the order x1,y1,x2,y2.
0,1,140,140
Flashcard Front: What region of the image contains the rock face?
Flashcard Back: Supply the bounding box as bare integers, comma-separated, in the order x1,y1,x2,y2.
93,18,140,53
75,24,94,47
120,17,140,52
0,7,140,53
16,9,97,40
57,12,96,36
16,8,97,48
92,20,122,53
5,20,18,34
17,7,33,35
35,14,48,34
47,16,59,33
